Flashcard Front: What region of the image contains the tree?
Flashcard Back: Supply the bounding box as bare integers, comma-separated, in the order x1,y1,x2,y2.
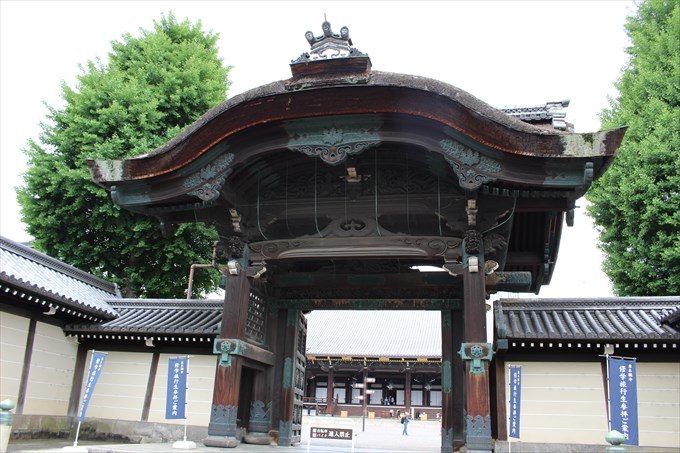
18,14,231,298
587,0,679,295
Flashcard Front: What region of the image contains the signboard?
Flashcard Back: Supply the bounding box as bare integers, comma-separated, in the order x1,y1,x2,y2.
77,351,107,422
607,357,638,445
365,378,376,383
353,383,364,388
508,365,521,439
310,427,353,440
166,357,188,419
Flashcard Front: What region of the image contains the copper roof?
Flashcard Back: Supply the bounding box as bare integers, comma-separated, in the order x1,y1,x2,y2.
305,310,442,358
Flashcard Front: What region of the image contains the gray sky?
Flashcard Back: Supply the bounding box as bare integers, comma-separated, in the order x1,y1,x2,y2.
0,1,635,297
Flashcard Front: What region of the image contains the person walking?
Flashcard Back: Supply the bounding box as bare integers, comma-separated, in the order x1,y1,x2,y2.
401,413,410,436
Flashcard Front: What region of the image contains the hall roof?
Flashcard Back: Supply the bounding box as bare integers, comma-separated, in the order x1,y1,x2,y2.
64,299,222,341
495,297,680,342
305,310,442,358
0,236,118,319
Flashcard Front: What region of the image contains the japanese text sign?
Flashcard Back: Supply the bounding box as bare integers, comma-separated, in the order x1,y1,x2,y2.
165,357,188,419
508,365,522,439
607,357,638,445
77,351,107,422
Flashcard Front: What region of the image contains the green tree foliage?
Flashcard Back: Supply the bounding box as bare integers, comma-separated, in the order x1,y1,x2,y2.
587,0,679,295
18,14,231,297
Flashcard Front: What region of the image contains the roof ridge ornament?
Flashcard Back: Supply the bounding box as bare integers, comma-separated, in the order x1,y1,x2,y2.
291,20,369,70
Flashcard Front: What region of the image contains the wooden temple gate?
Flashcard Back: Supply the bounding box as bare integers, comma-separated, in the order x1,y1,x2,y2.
88,22,624,453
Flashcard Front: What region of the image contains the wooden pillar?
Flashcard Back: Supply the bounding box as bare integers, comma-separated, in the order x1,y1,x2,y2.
277,309,298,446
141,352,160,421
404,367,412,413
492,354,508,440
461,230,494,452
204,257,251,448
440,310,454,453
16,318,36,414
452,309,465,449
326,366,335,415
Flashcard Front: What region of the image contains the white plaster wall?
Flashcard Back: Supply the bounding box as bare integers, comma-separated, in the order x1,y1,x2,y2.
148,354,216,427
637,362,680,448
505,361,680,449
0,310,29,403
85,351,151,421
505,361,607,445
23,321,77,415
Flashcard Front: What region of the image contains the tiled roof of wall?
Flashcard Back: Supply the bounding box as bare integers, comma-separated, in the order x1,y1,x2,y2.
496,297,680,341
0,236,118,318
64,299,223,336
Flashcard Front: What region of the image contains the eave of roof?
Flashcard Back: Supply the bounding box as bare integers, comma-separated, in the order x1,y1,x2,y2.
0,236,118,318
88,70,625,186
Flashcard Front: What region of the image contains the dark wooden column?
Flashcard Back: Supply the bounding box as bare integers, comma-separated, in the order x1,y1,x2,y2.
204,255,251,448
461,230,494,452
326,366,335,415
277,309,299,446
440,310,454,453
452,309,465,449
404,367,412,413
16,318,36,414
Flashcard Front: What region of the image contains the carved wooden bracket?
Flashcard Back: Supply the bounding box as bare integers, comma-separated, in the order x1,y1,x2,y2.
213,338,275,367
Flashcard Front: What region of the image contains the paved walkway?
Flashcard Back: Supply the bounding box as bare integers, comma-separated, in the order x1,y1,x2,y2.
8,417,442,453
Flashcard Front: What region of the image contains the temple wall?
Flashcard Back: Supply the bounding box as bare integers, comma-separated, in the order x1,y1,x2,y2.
85,351,150,421
23,321,78,415
0,311,29,402
637,362,680,448
505,361,607,445
147,354,216,427
505,361,680,449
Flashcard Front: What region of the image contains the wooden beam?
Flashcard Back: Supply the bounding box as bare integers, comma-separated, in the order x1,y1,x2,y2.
16,318,36,414
141,352,160,422
67,342,88,417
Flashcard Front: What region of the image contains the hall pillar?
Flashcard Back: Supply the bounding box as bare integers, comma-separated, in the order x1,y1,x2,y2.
326,366,335,415
460,230,494,452
404,367,412,414
204,250,251,448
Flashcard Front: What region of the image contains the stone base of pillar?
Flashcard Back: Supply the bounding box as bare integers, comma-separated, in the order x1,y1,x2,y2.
203,435,240,448
243,432,272,445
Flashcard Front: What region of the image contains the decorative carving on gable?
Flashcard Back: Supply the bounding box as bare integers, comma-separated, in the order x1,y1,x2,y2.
183,153,235,201
289,127,380,165
440,140,501,190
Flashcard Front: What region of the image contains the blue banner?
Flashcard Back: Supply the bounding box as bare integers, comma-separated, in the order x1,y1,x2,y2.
166,357,188,419
607,357,638,445
77,351,107,422
508,365,522,438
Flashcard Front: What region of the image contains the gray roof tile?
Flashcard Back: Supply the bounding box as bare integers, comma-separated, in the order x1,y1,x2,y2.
0,236,118,317
64,299,223,336
496,297,680,341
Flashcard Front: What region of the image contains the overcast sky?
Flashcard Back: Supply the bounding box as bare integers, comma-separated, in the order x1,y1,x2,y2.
0,1,635,297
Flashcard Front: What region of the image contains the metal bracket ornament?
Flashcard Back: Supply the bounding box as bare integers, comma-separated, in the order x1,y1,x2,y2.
213,338,246,367
183,153,235,201
458,343,493,375
440,140,501,190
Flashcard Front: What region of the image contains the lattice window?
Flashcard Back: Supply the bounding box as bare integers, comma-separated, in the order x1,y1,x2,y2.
245,290,266,344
